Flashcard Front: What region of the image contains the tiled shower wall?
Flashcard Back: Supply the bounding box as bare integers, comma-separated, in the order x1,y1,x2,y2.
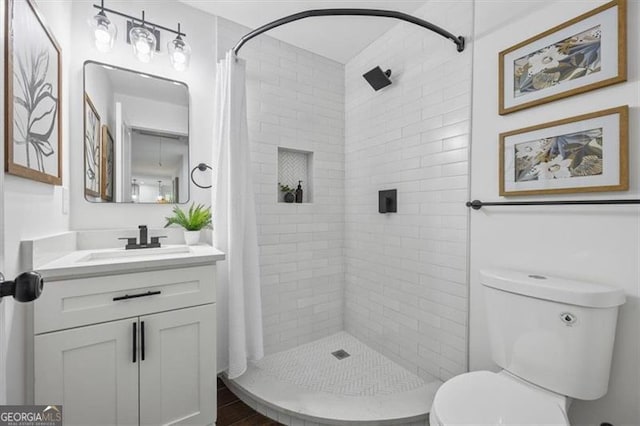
216,18,345,355
344,0,472,382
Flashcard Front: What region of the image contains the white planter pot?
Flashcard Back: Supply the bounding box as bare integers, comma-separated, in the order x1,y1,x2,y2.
184,230,201,245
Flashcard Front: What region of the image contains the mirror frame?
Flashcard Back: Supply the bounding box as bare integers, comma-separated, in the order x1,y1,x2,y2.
82,60,191,204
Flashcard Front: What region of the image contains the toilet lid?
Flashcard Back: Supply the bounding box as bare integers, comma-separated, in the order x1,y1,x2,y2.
432,371,569,426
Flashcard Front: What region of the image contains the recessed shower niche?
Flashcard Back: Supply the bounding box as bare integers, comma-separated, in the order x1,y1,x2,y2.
277,147,313,203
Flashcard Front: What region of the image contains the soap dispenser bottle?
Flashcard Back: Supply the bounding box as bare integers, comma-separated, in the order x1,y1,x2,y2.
295,180,303,203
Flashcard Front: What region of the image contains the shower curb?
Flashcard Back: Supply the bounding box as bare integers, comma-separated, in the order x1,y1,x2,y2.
220,373,429,426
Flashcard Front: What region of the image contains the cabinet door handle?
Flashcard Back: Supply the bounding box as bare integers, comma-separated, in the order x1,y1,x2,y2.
141,321,145,361
132,322,137,363
113,290,161,302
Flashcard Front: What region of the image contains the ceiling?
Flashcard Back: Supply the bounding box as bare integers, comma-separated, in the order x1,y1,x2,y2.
179,0,428,63
99,65,189,106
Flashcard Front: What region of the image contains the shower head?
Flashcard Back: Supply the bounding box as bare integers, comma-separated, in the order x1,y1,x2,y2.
363,66,392,91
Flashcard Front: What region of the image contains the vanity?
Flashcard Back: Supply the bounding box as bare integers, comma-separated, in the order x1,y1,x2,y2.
24,230,224,426
18,49,223,425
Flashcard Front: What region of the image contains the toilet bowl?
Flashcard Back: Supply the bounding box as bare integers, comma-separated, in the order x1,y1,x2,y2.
429,269,625,426
430,370,569,426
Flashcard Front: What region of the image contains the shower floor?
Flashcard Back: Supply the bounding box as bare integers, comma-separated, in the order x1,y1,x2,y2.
225,332,441,425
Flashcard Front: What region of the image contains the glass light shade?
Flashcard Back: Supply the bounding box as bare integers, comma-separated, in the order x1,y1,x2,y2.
91,11,117,53
131,179,140,200
168,36,191,71
156,181,164,202
129,25,157,63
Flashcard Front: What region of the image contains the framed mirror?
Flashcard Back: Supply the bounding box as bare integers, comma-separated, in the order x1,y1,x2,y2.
83,61,190,203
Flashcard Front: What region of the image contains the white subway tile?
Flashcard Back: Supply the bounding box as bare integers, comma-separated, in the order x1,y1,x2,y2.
220,2,470,376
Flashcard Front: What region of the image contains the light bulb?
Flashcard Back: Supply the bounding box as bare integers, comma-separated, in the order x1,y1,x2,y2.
172,61,187,72
135,39,151,54
94,30,112,53
94,27,111,44
172,51,186,64
90,11,117,53
129,25,156,63
136,52,151,63
168,35,191,72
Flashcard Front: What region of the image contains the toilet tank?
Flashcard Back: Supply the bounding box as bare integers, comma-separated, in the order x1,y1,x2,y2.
480,269,625,400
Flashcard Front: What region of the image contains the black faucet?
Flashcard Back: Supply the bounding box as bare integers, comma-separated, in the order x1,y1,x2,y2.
119,225,167,250
139,225,148,246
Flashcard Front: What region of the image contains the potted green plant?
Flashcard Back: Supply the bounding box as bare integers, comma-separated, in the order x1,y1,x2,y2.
279,183,295,203
164,203,212,245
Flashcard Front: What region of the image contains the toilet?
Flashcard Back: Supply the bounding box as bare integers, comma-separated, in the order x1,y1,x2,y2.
430,269,626,426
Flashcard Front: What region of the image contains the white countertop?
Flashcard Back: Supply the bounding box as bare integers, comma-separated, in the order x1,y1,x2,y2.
29,239,224,281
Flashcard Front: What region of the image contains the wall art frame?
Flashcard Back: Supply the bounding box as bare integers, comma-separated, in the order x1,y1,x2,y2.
499,0,626,115
100,125,114,201
84,93,101,198
5,0,62,185
499,106,628,196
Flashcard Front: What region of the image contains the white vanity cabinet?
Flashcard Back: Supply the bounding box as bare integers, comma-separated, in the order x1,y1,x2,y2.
34,318,140,425
33,262,218,426
138,305,215,426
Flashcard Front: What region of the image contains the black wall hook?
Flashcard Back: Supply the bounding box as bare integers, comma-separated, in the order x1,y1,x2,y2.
190,163,212,189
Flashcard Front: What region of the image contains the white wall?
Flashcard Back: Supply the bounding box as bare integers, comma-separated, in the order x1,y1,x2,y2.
343,0,472,382
0,0,5,405
469,1,640,424
69,0,216,229
84,63,114,132
1,0,72,404
216,17,345,364
1,0,215,404
114,93,188,136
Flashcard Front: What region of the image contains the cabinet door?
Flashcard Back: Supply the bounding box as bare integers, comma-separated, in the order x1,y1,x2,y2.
34,318,139,426
139,304,216,425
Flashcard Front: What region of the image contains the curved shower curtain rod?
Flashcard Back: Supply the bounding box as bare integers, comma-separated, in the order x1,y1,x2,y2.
232,9,465,56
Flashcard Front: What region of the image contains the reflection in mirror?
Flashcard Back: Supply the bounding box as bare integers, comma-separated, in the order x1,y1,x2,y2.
83,61,189,203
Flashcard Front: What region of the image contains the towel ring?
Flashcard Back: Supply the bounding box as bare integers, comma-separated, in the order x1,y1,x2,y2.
190,163,212,189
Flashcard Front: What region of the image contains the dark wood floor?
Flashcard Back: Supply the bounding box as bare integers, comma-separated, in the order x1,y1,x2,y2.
217,377,283,426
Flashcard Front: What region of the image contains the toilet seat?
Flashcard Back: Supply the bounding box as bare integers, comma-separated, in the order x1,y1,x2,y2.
430,371,569,426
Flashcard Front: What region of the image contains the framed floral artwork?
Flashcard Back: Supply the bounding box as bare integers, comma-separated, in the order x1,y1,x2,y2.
499,106,628,196
84,93,101,198
100,125,114,202
5,0,62,185
499,0,626,115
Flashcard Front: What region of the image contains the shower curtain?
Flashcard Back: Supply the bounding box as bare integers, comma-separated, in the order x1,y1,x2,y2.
213,51,264,379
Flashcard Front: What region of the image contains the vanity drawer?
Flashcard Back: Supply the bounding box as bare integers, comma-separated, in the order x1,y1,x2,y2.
35,265,215,334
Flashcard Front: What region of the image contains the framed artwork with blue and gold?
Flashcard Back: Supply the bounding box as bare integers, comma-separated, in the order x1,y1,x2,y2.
499,0,626,115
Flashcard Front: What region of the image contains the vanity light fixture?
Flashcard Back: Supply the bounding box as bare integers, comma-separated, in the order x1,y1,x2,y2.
90,1,189,69
168,24,191,72
90,1,117,53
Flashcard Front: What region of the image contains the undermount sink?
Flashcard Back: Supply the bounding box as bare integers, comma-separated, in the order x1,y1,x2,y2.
77,246,193,262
